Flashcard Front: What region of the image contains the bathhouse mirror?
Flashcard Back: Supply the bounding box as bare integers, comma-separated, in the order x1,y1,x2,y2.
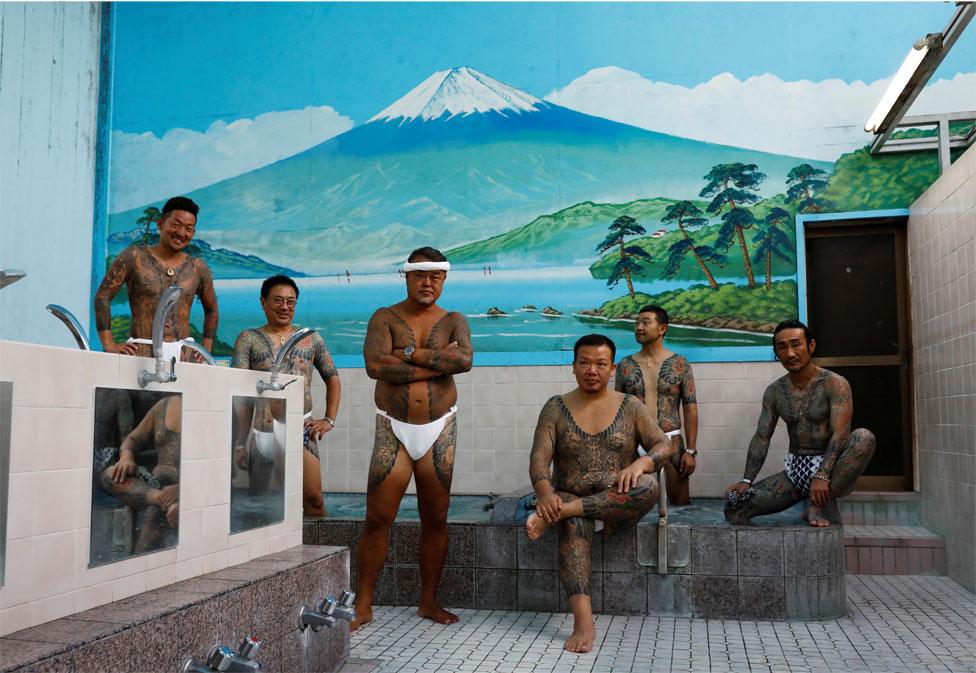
90,388,181,567
230,395,286,534
0,381,12,587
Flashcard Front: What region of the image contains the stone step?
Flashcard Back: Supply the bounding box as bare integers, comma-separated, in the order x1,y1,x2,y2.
839,492,920,526
844,524,946,575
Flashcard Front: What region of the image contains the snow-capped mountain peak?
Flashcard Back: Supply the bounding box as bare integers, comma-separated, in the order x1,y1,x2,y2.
369,67,544,123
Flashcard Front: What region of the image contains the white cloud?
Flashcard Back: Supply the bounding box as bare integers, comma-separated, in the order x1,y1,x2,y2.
109,106,354,213
546,67,976,161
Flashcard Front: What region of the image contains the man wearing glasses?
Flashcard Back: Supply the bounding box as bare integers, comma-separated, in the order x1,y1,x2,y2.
232,274,341,517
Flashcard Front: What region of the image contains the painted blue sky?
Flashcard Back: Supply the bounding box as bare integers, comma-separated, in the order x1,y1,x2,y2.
112,2,975,135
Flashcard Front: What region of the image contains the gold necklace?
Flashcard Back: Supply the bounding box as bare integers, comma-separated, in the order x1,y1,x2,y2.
264,326,293,345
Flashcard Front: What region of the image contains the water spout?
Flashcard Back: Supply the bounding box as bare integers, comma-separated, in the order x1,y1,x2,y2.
256,327,317,395
45,304,90,350
137,286,182,387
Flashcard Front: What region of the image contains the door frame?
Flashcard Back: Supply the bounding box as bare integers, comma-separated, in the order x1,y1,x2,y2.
795,209,915,492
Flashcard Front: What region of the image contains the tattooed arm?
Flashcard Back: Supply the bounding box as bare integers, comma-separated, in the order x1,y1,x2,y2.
742,383,780,483
634,401,673,474
94,247,138,355
313,334,341,431
809,375,854,507
112,399,158,483
195,263,219,351
529,398,561,522
405,313,473,375
363,309,440,383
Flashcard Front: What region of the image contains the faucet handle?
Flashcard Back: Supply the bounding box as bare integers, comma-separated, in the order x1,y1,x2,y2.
340,590,356,608
207,645,237,671
320,596,338,616
238,635,261,660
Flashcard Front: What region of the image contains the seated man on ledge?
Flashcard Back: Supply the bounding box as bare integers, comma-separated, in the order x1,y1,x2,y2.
527,334,671,653
725,320,875,527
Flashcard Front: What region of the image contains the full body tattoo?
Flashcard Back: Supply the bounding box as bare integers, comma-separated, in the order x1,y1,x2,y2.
94,246,218,357
353,284,473,630
529,395,671,598
615,353,698,504
727,368,875,524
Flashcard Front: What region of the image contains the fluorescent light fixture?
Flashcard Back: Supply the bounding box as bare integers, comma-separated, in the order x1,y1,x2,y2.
864,40,931,134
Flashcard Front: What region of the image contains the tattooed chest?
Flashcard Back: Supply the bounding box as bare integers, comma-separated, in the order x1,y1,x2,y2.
778,385,831,436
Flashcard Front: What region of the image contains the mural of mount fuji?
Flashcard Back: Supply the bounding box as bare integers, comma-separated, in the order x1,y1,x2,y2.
109,67,829,273
103,3,973,364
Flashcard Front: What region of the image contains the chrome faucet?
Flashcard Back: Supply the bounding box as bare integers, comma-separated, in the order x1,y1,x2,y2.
256,327,317,395
298,601,337,632
324,590,357,622
181,339,216,365
45,304,90,350
0,269,26,289
180,636,262,673
137,286,182,387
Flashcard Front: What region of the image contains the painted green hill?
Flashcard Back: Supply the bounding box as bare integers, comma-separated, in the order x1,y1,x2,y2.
588,194,798,282
588,280,798,333
822,144,947,212
445,197,702,266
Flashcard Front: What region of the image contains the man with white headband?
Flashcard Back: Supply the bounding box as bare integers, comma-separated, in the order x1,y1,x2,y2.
351,247,473,630
615,305,699,505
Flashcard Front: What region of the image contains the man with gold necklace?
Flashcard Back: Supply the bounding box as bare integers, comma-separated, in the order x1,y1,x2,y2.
615,305,699,505
232,274,341,517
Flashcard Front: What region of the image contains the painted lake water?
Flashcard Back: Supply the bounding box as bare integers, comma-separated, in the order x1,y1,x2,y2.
184,267,784,365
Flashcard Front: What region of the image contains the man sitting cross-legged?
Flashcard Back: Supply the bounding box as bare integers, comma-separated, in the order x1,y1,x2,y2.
526,334,672,653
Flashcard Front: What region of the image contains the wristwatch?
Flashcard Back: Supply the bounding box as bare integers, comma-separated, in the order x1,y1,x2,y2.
685,448,698,457
403,345,415,362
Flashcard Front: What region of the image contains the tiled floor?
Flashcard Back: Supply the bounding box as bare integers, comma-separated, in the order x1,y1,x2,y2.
348,576,975,673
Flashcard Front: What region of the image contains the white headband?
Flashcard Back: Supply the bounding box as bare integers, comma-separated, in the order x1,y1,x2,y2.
403,261,450,272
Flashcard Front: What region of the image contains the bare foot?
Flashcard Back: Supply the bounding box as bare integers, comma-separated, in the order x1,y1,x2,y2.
349,605,373,632
802,505,831,527
525,511,549,540
417,602,459,625
564,619,596,653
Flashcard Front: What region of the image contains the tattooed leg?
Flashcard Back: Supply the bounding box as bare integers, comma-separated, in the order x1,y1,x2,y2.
664,459,691,507
829,428,876,500
580,474,660,523
413,416,458,625
724,471,803,524
352,417,413,631
560,516,597,654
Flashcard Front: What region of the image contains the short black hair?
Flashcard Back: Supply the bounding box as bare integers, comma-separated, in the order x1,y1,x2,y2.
772,319,812,345
407,247,447,263
261,274,299,300
573,333,616,361
162,196,199,217
638,305,669,326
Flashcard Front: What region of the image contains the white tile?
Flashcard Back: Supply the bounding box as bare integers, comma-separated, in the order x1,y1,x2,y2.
0,604,31,637
0,342,41,406
203,504,230,555
203,458,231,507
5,473,34,540
144,547,177,571
73,580,114,613
177,507,206,561
31,531,75,600
81,350,120,393
249,538,271,559
179,459,208,512
8,406,40,473
32,407,88,472
33,469,82,535
202,550,228,574
175,557,205,582
145,564,178,591
0,538,34,607
112,569,147,601
226,544,250,567
36,346,86,409
267,534,288,555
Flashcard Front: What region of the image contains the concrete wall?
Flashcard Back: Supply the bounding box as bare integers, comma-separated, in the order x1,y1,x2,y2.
312,360,791,497
0,3,101,348
907,144,976,592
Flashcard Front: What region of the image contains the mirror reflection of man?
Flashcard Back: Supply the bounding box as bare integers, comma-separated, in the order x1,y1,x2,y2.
527,334,671,653
96,394,182,552
232,275,341,518
351,247,473,631
725,320,876,526
614,305,699,505
93,196,218,359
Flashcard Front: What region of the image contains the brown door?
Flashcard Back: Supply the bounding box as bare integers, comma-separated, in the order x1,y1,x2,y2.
804,216,913,491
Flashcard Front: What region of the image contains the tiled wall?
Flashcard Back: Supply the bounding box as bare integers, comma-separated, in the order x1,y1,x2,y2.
907,144,976,592
0,341,305,635
312,360,790,497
